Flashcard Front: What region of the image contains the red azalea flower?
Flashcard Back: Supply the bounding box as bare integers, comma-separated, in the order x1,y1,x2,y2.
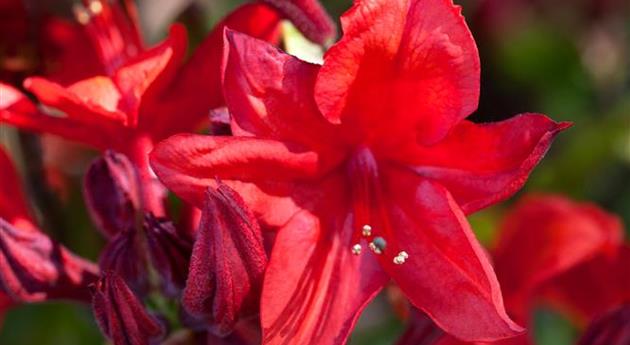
0,1,282,215
539,245,630,327
150,0,569,342
493,194,624,325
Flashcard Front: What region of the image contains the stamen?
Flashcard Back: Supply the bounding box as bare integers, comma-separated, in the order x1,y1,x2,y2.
393,251,409,265
368,236,386,255
88,0,104,15
362,224,372,237
73,4,91,25
351,244,362,256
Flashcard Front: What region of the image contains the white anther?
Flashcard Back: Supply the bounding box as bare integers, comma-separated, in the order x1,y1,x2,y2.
73,4,91,25
393,251,409,265
88,0,103,14
362,224,372,237
351,244,362,256
368,242,382,255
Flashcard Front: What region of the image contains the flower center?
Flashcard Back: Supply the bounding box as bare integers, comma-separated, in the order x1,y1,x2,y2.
346,147,408,265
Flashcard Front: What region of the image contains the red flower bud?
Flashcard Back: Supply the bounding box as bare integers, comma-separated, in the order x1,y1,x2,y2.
84,150,140,238
0,218,98,303
144,214,192,297
578,304,630,345
92,271,164,345
98,228,148,296
182,183,267,336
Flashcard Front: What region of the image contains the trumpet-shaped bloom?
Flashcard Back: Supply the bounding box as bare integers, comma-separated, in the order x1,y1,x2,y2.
151,0,568,342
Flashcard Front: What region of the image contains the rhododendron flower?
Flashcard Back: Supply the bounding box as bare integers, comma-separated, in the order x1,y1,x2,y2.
0,0,334,218
491,195,629,345
0,0,104,85
150,0,569,342
493,194,624,325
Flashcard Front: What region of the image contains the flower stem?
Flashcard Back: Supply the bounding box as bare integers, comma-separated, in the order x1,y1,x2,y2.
127,134,165,217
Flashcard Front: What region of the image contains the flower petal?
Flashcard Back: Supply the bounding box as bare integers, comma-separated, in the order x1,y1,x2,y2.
407,114,571,214
0,83,116,149
380,169,523,342
118,24,187,127
150,135,341,210
223,29,340,150
261,199,388,345
315,0,480,145
492,195,624,323
24,77,128,126
154,4,281,138
540,245,630,324
183,184,266,335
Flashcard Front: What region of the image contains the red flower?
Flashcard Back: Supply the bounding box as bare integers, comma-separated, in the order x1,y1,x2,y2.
151,0,568,342
540,245,630,326
493,194,624,324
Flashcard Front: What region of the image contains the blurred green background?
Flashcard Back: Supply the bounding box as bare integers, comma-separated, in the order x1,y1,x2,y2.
1,0,629,344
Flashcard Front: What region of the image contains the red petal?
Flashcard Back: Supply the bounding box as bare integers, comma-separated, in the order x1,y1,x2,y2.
24,77,128,127
540,245,630,325
0,219,98,303
223,29,340,151
116,24,187,127
150,134,342,210
92,272,164,345
156,4,281,138
1,83,113,148
261,198,388,345
259,0,336,44
380,169,523,342
0,147,36,231
406,114,571,214
315,0,480,145
492,195,624,323
183,184,266,335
